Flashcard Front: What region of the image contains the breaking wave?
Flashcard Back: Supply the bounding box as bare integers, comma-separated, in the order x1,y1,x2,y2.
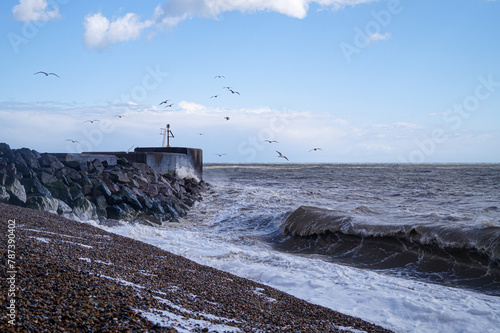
276,205,500,295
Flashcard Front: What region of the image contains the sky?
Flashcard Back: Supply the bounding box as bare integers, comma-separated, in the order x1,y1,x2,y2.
1,0,499,163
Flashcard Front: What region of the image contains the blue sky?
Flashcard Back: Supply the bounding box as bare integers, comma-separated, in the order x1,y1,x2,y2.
1,0,499,163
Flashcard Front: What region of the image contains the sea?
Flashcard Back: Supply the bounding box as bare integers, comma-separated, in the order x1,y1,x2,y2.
87,163,500,333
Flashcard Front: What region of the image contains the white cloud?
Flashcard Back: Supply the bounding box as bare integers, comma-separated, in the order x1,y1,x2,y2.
83,12,154,50
84,0,376,49
368,32,391,43
12,0,61,22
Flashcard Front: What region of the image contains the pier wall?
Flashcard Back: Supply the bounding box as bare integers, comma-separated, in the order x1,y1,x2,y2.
55,147,203,180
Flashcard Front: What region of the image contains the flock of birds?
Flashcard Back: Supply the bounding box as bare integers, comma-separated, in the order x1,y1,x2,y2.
35,71,322,161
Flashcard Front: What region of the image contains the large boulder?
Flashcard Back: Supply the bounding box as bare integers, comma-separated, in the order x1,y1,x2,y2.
56,199,74,219
21,178,51,197
5,177,27,205
38,153,65,170
72,197,97,221
45,180,72,204
0,186,10,203
106,205,133,221
37,170,58,184
17,148,40,169
26,196,59,214
118,186,143,210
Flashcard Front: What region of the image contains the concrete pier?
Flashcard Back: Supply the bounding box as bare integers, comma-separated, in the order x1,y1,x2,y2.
55,147,203,180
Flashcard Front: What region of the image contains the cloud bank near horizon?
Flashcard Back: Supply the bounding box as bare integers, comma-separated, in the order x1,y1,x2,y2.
3,99,496,163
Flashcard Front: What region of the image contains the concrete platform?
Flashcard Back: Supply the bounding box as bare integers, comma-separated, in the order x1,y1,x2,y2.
55,147,203,180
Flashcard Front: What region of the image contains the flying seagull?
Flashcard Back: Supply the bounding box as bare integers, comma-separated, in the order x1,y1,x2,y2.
210,95,219,98
84,119,100,123
228,89,240,95
159,99,170,105
214,153,226,157
264,140,279,143
224,117,230,121
223,86,232,90
309,148,322,152
276,150,289,161
214,75,225,79
34,71,59,78
164,103,174,108
65,139,79,143
114,115,125,118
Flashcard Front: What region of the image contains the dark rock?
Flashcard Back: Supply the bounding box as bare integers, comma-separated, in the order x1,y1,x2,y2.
76,177,93,195
62,160,81,170
118,186,143,210
107,205,132,221
94,181,112,198
38,153,65,170
0,186,10,203
150,200,165,215
91,159,105,175
26,196,59,213
104,179,121,193
94,195,108,218
0,142,11,154
69,183,84,201
5,177,27,205
21,178,51,197
14,152,33,178
18,148,40,169
138,195,153,210
38,170,58,184
72,197,97,221
109,171,131,184
118,202,136,216
56,199,73,219
45,180,72,204
60,167,82,181
107,194,123,206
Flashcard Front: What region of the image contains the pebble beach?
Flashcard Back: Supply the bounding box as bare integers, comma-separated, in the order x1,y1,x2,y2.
0,203,392,332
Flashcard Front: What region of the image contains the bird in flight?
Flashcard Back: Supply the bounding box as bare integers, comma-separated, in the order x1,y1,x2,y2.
264,140,279,143
276,150,289,161
85,119,100,123
164,103,174,108
214,75,225,79
197,133,204,136
210,95,219,98
224,117,230,121
65,139,79,143
223,86,232,90
309,148,322,152
114,115,125,118
34,71,59,78
214,153,226,157
228,89,240,95
159,99,170,105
